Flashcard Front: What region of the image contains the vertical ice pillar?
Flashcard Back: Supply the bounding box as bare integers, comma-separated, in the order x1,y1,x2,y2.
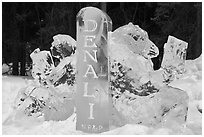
76,7,112,133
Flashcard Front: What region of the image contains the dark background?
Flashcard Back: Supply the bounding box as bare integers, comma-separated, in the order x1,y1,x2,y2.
2,2,202,76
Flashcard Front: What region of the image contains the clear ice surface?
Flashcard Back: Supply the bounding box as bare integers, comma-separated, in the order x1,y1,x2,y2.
76,6,112,133
161,35,188,82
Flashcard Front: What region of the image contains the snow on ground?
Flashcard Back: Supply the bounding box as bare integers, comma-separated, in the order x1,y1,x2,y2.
2,75,202,135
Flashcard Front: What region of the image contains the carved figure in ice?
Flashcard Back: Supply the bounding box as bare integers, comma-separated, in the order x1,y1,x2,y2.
111,22,159,59
109,22,158,92
10,34,78,122
51,34,76,59
109,23,189,128
48,34,77,88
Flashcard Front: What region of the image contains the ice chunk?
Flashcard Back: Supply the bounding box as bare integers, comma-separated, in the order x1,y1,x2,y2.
111,22,159,59
169,75,202,101
43,96,74,121
112,86,189,128
161,36,188,82
168,55,202,103
149,69,166,88
51,34,76,59
12,85,74,122
110,59,158,98
12,86,50,119
30,48,55,86
46,55,76,87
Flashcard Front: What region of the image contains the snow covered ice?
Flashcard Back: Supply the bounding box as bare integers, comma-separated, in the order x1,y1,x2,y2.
2,25,202,134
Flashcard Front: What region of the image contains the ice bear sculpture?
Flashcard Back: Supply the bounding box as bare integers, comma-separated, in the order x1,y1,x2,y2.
109,23,189,129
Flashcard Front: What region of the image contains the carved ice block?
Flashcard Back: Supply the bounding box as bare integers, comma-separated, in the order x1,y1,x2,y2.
30,48,54,86
46,57,76,87
161,36,188,81
76,7,112,133
51,34,76,59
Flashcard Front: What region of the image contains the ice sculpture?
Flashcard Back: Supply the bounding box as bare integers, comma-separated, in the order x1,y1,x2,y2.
51,34,76,59
11,34,78,123
161,35,188,82
48,35,77,88
113,86,189,127
30,48,55,87
5,7,198,134
76,7,112,133
109,23,158,91
12,85,74,121
13,86,49,119
46,56,76,87
111,22,159,59
109,23,189,128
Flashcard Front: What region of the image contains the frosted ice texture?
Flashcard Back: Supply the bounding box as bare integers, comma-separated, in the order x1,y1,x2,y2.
113,86,189,127
11,22,191,131
109,23,158,94
161,35,188,82
13,85,74,121
75,6,112,133
47,56,76,87
51,34,76,59
14,34,77,121
111,22,159,59
30,48,55,87
109,23,189,128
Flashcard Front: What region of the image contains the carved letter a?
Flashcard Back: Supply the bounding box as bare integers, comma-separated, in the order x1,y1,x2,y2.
84,64,98,78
